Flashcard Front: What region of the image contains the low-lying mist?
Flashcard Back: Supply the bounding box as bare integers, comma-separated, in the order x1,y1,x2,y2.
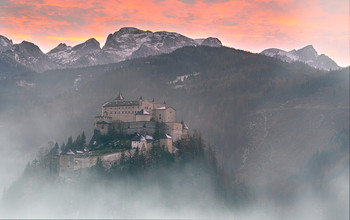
0,130,348,219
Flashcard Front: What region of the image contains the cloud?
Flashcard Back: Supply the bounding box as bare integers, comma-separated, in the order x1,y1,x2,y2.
0,0,348,66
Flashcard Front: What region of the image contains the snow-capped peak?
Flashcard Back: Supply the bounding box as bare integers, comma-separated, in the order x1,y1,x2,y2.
261,45,340,71
2,27,223,72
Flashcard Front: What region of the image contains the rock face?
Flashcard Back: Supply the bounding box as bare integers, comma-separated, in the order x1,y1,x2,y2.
261,45,340,71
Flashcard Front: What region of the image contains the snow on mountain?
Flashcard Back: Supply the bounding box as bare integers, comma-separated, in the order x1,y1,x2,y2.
101,27,198,62
168,72,200,89
101,27,222,63
48,38,101,68
261,45,340,71
46,27,222,69
0,35,13,52
0,28,223,72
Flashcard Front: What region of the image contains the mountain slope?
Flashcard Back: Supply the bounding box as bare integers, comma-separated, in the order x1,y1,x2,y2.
261,45,340,70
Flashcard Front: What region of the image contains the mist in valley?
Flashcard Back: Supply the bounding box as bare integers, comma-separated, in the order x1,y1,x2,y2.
0,47,348,219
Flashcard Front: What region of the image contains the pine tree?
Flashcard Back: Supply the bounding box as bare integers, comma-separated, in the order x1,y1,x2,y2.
81,131,87,147
66,136,73,151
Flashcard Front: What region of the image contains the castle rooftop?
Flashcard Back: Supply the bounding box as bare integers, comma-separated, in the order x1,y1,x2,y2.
103,100,139,107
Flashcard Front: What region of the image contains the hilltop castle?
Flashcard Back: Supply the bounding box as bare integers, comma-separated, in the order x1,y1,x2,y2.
57,94,189,177
94,93,188,143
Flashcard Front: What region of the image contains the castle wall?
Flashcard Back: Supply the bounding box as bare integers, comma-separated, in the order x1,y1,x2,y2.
103,105,137,122
164,107,176,123
153,109,166,122
153,107,176,123
74,157,97,170
181,128,189,139
140,100,154,112
95,123,109,135
153,103,165,109
131,140,152,150
160,138,173,153
166,122,183,141
114,121,157,136
59,149,150,175
59,155,75,177
135,114,151,122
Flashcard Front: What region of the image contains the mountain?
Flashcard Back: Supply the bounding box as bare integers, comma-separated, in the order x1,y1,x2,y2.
100,27,221,63
1,41,55,73
261,45,340,70
0,27,222,73
0,35,13,52
47,27,222,68
101,27,216,62
48,38,101,68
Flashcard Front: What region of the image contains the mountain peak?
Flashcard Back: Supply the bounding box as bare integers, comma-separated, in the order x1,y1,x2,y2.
261,45,339,70
296,45,318,58
85,38,99,44
201,37,222,47
73,38,100,51
48,43,70,54
18,41,43,52
116,27,145,35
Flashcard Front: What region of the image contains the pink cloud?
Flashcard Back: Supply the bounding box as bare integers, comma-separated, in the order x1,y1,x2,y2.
0,0,348,66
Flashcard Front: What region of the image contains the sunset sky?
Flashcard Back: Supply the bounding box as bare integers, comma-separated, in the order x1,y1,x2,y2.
0,0,348,66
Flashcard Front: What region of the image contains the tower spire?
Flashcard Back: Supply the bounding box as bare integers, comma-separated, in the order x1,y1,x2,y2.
115,92,124,100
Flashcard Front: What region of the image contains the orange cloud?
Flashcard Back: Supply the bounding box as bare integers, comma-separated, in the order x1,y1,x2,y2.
0,0,348,66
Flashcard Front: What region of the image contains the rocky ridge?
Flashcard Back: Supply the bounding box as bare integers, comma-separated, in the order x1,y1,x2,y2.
0,27,222,73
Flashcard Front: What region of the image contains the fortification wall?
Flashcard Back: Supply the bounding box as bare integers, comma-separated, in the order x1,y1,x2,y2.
113,121,157,135
166,122,183,141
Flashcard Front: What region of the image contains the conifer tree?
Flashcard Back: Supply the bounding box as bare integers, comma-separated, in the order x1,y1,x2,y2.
66,136,73,151
81,131,87,147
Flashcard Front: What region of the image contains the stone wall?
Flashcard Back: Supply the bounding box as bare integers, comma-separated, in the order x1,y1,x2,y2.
113,121,157,136
166,122,183,141
160,138,173,153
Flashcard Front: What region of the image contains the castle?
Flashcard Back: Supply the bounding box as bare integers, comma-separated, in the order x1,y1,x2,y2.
57,94,189,177
94,93,188,143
